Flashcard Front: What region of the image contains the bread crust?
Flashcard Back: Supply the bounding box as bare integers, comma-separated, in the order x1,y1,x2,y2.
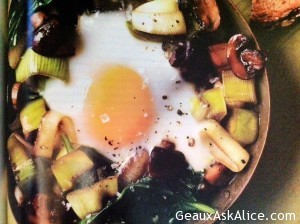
251,0,300,23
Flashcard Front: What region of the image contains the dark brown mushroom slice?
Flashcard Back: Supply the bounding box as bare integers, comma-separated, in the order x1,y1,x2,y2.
204,163,234,186
11,82,40,111
226,34,250,79
32,17,76,57
31,11,48,30
159,139,176,150
240,49,266,75
192,0,221,31
149,146,188,179
118,149,150,189
208,42,230,72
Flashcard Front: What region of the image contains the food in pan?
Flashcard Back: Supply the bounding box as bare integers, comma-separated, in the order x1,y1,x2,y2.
7,0,266,223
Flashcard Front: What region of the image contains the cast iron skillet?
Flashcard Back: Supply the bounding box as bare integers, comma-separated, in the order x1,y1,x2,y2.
205,1,270,223
6,0,270,223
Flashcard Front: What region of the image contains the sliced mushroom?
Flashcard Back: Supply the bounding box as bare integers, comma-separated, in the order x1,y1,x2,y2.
149,146,188,178
118,149,149,189
240,49,266,75
32,17,76,57
192,0,221,31
226,34,250,79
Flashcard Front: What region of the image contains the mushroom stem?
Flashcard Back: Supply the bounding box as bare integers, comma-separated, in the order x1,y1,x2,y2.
208,43,230,72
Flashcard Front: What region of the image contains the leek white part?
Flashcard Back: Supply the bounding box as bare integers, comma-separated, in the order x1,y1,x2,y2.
200,119,250,172
131,11,186,35
134,0,179,13
34,111,77,159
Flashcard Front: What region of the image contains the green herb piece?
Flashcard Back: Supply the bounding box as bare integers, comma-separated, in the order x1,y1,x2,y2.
61,133,74,153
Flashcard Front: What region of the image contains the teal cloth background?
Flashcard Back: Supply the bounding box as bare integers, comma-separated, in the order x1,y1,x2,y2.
229,1,300,223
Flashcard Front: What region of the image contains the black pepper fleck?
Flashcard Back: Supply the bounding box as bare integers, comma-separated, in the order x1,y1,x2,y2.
177,110,184,116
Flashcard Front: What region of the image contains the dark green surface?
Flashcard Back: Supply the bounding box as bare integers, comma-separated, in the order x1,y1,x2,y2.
230,1,300,223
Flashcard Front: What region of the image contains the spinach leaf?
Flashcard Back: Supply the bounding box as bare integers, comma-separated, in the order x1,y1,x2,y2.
31,0,54,12
8,0,27,48
81,171,215,224
8,0,54,48
178,0,205,39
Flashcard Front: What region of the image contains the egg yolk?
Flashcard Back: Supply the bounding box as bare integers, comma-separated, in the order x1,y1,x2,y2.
83,65,155,149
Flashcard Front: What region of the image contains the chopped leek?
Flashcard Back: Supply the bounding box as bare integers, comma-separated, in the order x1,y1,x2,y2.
7,134,36,196
34,111,77,159
190,96,210,121
200,119,250,172
222,70,257,104
227,108,259,145
66,176,118,219
16,48,69,82
20,98,47,134
134,0,179,13
51,149,94,192
131,11,186,35
201,87,227,121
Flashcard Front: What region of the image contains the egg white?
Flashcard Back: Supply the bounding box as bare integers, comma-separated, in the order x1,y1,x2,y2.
42,11,213,171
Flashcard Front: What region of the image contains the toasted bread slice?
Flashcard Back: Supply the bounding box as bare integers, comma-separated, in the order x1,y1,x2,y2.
251,0,300,27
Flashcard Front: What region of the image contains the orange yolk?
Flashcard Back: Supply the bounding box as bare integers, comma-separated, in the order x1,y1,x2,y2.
83,65,155,149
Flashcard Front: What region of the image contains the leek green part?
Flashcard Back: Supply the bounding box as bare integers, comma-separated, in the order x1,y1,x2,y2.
222,70,257,104
61,133,74,153
15,160,36,190
201,87,227,121
7,134,36,195
51,149,94,192
20,98,47,134
7,134,30,166
16,48,69,82
190,96,210,121
227,108,259,145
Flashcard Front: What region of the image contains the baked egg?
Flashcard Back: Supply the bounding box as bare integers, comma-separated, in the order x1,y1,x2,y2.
42,11,213,171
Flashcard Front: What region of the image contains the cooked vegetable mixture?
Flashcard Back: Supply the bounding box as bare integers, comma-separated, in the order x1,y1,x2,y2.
7,0,266,223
